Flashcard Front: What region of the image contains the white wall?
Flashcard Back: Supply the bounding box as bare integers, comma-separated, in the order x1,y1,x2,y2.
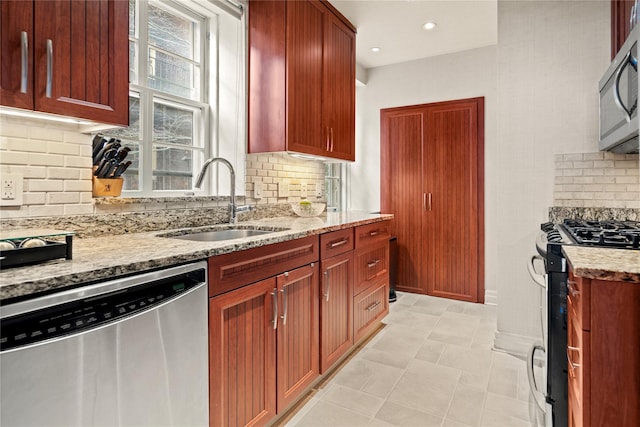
349,0,610,354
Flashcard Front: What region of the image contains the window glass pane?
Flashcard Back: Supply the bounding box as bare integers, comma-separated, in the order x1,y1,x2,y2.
148,48,197,98
129,0,135,38
129,41,138,85
122,142,141,191
153,101,195,146
152,146,198,190
107,97,140,141
148,4,194,59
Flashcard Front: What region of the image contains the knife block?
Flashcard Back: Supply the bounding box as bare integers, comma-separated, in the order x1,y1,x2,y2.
92,176,123,197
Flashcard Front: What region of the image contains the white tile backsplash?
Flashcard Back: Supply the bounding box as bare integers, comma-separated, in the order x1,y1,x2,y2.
554,152,640,208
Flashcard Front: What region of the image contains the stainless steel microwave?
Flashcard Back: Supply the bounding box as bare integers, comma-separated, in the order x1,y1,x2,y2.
599,25,640,154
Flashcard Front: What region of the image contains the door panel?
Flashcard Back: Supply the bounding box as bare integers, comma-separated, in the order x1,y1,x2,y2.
0,1,34,110
209,279,277,427
424,102,479,301
380,111,425,293
380,98,484,302
276,263,319,412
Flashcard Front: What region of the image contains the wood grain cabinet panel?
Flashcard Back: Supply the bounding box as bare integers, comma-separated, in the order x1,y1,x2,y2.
353,278,388,343
209,278,277,427
567,269,640,427
275,263,319,412
319,251,353,373
0,0,128,125
320,228,354,259
354,242,388,296
248,0,356,161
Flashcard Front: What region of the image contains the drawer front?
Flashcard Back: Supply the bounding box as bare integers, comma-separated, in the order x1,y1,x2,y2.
353,279,389,343
354,242,388,296
354,221,390,249
208,235,319,297
568,272,590,331
320,228,354,259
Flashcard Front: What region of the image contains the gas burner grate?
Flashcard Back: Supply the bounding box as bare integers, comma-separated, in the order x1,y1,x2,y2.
561,219,640,249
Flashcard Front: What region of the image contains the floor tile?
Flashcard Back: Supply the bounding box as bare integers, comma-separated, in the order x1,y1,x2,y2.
374,401,443,427
287,293,535,427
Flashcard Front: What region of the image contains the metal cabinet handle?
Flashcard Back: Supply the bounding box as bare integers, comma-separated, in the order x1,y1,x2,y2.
567,348,581,373
46,39,53,98
367,259,380,268
366,301,381,311
423,193,427,211
369,230,379,237
280,287,288,325
20,32,28,93
330,239,348,248
613,51,638,123
330,127,334,152
271,289,278,330
323,270,330,301
428,193,432,211
567,281,580,297
325,127,330,151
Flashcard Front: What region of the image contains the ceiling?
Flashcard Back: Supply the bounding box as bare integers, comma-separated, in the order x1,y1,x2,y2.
330,0,498,69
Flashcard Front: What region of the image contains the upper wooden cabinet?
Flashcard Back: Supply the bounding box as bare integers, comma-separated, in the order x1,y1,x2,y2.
248,0,356,161
0,0,129,126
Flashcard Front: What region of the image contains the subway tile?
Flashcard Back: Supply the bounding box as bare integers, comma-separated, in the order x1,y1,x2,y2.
4,137,48,152
64,180,92,192
28,204,64,217
593,160,615,168
48,167,80,180
615,176,638,184
562,153,583,161
582,152,604,160
64,204,94,215
572,160,593,169
27,179,64,192
22,192,46,205
47,142,80,156
63,131,92,144
30,127,64,141
1,151,64,166
46,192,80,204
614,160,638,169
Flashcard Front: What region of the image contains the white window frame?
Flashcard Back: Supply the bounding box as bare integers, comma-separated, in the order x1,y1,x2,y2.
117,0,245,197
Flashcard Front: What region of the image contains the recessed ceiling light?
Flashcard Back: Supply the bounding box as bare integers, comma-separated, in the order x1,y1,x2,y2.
371,47,381,52
423,22,437,30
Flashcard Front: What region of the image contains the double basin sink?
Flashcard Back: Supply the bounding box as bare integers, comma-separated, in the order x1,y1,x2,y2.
160,226,287,242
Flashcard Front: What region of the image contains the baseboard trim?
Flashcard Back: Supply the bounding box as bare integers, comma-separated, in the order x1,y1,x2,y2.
493,330,539,359
484,289,497,306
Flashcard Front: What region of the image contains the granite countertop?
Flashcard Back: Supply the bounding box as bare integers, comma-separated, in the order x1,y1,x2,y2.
563,246,640,283
0,212,392,301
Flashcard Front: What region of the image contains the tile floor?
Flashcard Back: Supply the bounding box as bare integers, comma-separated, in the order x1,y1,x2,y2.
284,292,534,427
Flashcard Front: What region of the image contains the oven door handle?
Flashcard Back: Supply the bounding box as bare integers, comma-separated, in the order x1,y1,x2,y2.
527,343,547,412
527,255,547,289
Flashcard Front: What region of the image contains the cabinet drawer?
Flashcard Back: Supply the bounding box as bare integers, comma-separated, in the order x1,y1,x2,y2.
208,235,319,297
353,279,389,343
568,273,590,331
354,221,390,249
320,228,354,259
354,242,388,296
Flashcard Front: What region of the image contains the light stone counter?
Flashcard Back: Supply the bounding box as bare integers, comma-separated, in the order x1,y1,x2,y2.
563,246,640,283
0,212,392,301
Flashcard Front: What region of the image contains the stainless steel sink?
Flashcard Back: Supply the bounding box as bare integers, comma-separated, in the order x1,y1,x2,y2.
164,228,278,242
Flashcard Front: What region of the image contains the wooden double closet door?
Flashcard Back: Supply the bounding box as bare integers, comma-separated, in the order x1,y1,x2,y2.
380,97,484,302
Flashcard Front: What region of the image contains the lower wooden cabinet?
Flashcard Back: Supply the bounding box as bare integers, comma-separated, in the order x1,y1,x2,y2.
354,278,389,343
320,251,353,373
209,263,319,426
567,270,640,427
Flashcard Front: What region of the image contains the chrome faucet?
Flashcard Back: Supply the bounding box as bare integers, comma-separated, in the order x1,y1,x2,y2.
194,157,251,224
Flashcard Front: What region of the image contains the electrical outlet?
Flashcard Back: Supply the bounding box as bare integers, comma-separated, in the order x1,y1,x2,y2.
315,182,323,197
300,180,307,198
0,173,23,206
254,181,263,199
278,181,290,197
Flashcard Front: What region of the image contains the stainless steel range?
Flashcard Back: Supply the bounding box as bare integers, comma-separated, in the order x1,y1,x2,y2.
529,218,640,427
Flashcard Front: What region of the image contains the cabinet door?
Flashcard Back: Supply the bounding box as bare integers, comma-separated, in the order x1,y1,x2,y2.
353,279,389,343
209,278,277,427
276,263,319,412
33,0,128,125
320,252,353,373
322,10,355,161
285,0,325,157
0,1,34,110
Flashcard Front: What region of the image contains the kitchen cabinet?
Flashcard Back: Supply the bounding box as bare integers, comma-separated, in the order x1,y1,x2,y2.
380,98,484,302
208,237,319,426
611,0,635,58
319,228,354,373
248,0,356,161
0,0,129,126
353,222,390,343
566,270,640,427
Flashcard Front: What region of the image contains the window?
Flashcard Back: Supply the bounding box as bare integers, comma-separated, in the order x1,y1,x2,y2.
325,163,343,211
107,0,245,196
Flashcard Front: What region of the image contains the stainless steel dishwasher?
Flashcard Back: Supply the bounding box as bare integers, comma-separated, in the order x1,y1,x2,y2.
0,262,208,427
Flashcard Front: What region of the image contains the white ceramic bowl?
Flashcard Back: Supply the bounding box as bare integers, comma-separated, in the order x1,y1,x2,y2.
291,202,326,217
